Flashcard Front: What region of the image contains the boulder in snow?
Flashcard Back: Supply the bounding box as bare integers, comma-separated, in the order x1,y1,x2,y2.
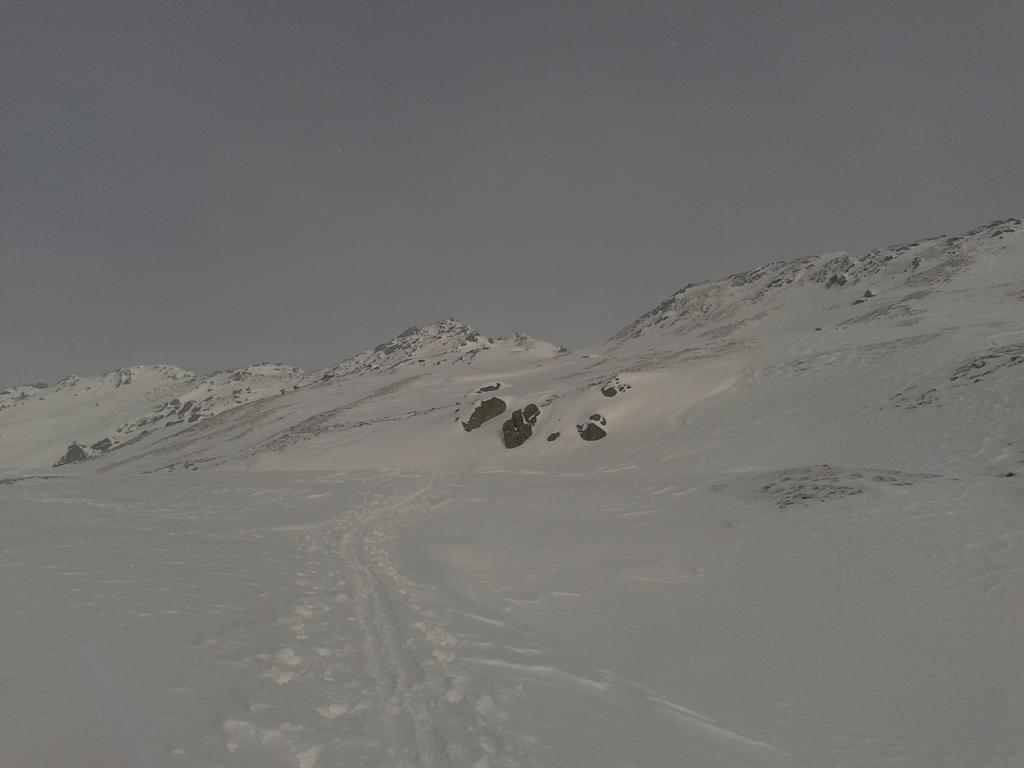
462,397,507,432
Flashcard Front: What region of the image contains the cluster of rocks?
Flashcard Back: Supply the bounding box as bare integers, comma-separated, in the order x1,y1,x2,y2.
460,392,614,447
52,433,124,467
600,376,631,397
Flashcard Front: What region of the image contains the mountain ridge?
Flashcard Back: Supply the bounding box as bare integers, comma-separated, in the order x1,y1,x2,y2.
2,215,1021,473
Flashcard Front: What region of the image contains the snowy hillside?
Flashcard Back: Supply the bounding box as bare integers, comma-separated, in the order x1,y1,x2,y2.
0,362,313,469
2,217,1023,767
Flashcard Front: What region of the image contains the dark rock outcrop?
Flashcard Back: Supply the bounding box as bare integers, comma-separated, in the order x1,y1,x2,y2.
523,403,540,425
89,438,113,452
502,409,534,448
577,422,607,441
601,377,630,397
462,397,507,432
53,443,89,467
547,431,560,441
825,274,847,289
477,383,501,393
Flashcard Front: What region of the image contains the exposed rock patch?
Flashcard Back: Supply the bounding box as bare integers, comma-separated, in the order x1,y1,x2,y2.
53,443,89,467
577,422,607,441
600,376,631,397
889,385,940,410
461,397,507,432
755,466,938,508
578,414,608,441
523,403,540,424
949,343,1024,385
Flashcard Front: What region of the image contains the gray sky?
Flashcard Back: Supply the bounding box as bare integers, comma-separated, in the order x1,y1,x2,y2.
2,1,1022,384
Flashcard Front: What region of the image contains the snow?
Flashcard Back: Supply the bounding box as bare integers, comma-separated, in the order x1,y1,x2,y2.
1,218,1023,766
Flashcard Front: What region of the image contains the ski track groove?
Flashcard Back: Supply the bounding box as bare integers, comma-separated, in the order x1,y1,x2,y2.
320,480,532,768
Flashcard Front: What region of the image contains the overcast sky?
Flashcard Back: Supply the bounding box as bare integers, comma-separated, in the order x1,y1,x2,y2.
2,1,1022,384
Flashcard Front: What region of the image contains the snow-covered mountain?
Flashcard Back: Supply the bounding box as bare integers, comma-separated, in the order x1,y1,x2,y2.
2,217,1023,768
3,217,1020,477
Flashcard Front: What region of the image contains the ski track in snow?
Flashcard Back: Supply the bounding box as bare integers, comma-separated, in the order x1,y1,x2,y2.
0,474,805,768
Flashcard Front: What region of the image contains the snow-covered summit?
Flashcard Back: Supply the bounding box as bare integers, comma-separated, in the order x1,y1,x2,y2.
322,319,566,380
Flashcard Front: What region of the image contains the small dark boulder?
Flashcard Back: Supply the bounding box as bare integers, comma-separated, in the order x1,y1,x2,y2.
462,397,507,432
601,386,617,397
547,431,560,442
577,422,607,441
863,289,875,298
523,403,540,425
477,383,501,393
502,409,533,448
53,442,89,467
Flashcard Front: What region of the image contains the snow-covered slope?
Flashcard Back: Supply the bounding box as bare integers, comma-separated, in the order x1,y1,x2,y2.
0,317,572,472
610,217,1022,344
0,362,313,469
2,218,1023,767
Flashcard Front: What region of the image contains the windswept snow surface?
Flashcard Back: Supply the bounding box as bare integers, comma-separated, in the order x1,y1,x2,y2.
2,219,1024,766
